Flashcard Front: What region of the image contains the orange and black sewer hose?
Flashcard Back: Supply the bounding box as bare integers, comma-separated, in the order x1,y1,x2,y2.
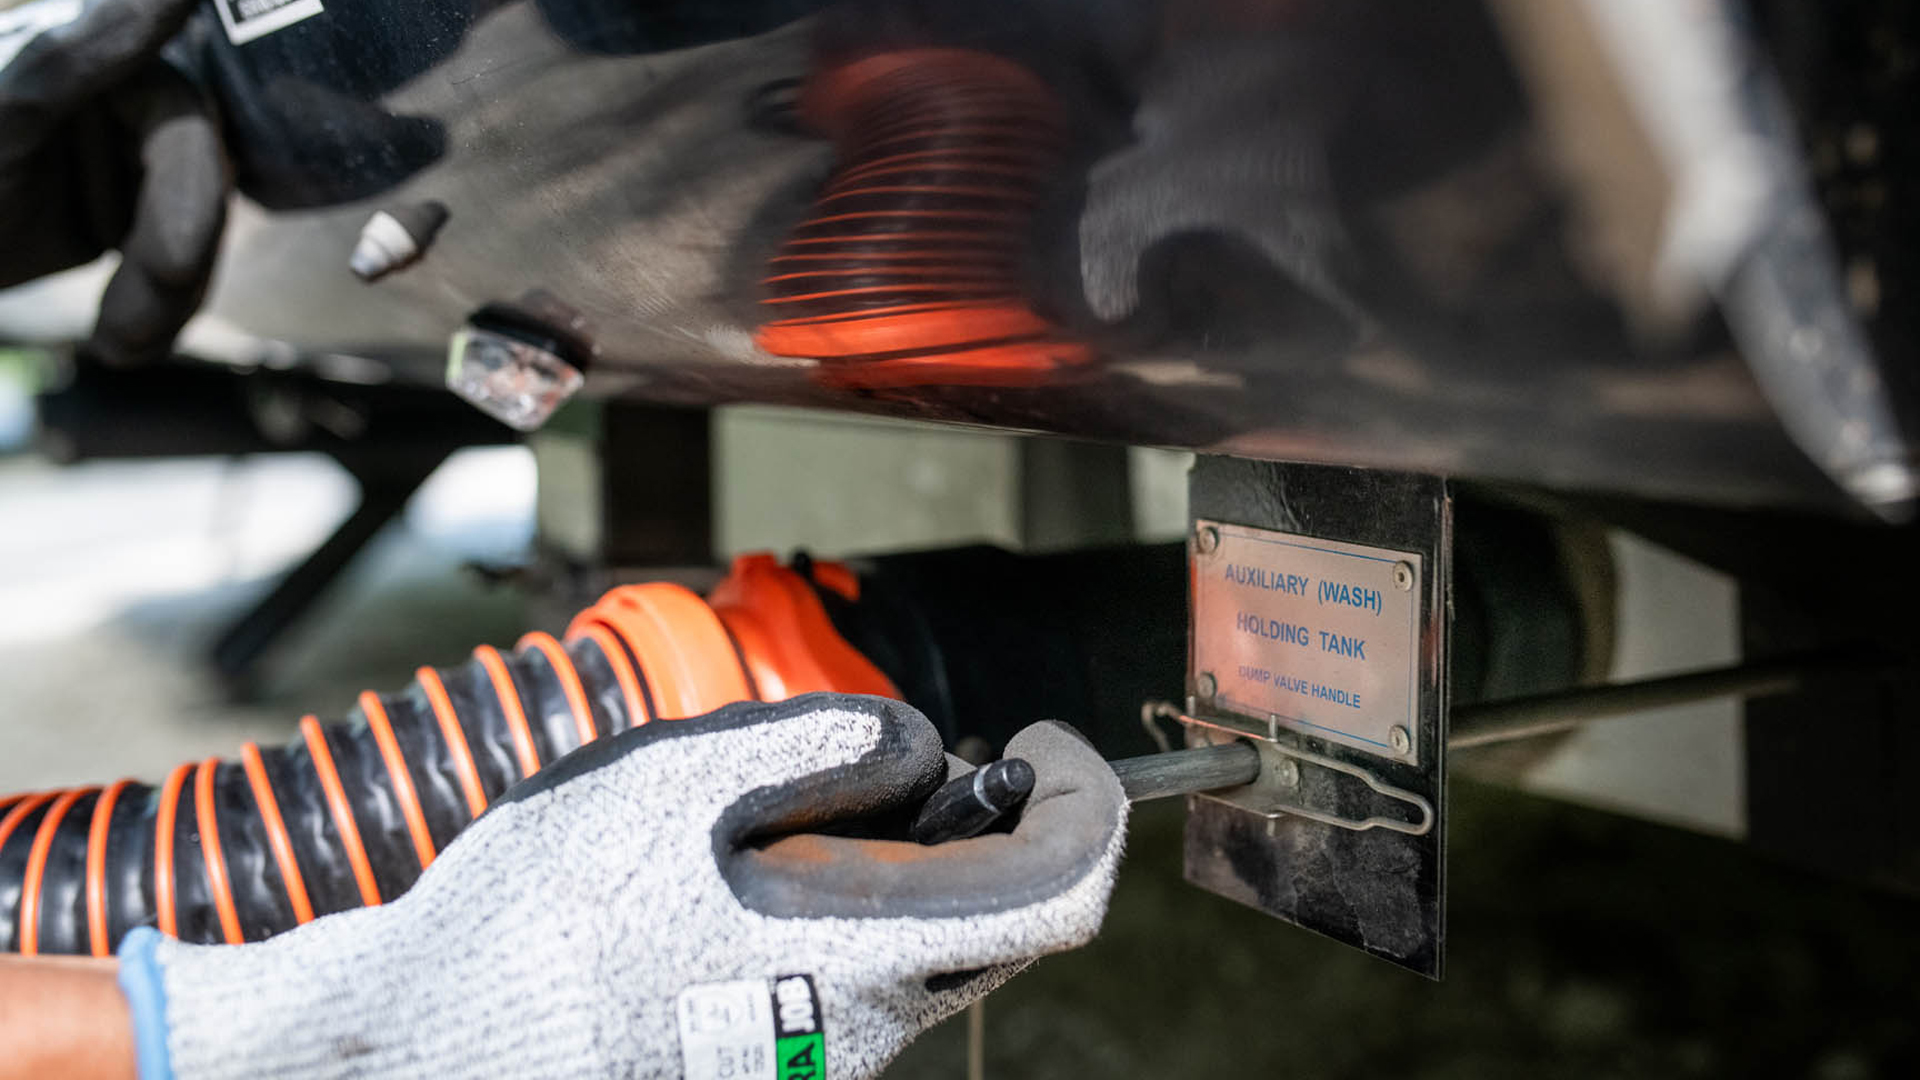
0,555,896,955
755,48,1094,387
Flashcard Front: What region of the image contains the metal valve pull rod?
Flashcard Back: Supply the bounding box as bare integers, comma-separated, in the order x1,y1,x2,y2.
911,743,1262,844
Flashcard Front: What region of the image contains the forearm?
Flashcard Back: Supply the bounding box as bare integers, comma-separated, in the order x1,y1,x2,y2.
0,956,134,1080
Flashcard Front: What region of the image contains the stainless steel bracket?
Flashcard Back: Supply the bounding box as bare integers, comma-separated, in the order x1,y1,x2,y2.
1162,706,1434,836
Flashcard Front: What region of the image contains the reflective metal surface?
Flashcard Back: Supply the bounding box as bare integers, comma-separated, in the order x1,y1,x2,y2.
146,0,1915,511
1192,519,1425,765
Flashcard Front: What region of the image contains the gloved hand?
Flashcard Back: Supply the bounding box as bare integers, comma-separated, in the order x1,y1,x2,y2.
0,0,226,365
118,693,1128,1079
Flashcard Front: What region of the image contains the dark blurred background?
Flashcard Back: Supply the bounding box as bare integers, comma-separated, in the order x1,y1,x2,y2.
899,789,1920,1079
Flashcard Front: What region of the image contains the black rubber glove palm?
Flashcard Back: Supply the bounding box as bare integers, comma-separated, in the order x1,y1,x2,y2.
0,0,226,364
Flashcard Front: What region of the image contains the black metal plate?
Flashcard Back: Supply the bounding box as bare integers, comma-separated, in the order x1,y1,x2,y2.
1184,456,1450,977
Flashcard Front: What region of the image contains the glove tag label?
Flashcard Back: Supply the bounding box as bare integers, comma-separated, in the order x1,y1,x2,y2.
772,974,825,1080
676,975,826,1080
213,0,325,46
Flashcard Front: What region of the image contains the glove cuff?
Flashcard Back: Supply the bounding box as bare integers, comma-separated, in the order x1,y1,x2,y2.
117,928,175,1080
144,904,449,1080
142,854,627,1079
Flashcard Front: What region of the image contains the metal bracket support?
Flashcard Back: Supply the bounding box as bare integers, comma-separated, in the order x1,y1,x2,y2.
1182,457,1450,977
1173,709,1436,836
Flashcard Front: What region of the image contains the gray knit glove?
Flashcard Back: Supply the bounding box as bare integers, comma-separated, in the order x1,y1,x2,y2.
119,693,1128,1079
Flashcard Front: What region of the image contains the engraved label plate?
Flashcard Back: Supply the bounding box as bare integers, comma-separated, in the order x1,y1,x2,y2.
1193,520,1422,763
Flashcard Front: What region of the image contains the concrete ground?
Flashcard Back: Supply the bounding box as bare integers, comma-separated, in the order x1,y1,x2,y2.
0,449,535,791
2,439,1917,1078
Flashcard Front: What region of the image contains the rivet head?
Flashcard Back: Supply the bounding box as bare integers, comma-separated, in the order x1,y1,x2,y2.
1275,758,1300,787
1196,671,1218,700
1195,524,1221,555
1389,725,1412,755
1392,561,1414,591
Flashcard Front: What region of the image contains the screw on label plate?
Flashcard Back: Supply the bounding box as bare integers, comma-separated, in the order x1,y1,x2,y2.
1196,671,1218,700
1195,524,1220,555
1274,758,1300,788
1392,561,1414,591
1389,725,1412,754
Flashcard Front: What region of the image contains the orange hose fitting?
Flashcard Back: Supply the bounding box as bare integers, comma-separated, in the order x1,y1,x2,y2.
567,582,754,719
707,554,899,701
755,48,1094,387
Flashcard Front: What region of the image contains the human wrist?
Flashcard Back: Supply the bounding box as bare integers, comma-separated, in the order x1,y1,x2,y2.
0,954,135,1080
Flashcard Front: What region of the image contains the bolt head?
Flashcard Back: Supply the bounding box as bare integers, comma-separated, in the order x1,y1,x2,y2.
446,325,583,431
1195,524,1220,555
1392,561,1415,591
1195,671,1218,700
1274,758,1300,787
1389,725,1412,755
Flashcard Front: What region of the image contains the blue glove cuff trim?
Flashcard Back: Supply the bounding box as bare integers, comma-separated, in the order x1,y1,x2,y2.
117,927,175,1080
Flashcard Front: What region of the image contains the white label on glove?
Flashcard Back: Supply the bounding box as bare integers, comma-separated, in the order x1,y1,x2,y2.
678,976,828,1080
213,0,325,45
677,980,777,1080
